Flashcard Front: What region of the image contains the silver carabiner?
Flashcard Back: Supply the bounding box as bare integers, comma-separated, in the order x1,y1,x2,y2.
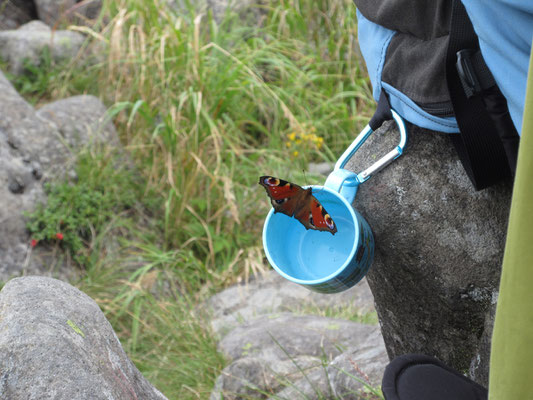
324,109,408,203
335,109,408,184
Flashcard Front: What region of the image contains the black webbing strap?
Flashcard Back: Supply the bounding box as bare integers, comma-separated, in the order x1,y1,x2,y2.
455,48,520,177
369,88,393,131
446,0,511,190
481,85,520,176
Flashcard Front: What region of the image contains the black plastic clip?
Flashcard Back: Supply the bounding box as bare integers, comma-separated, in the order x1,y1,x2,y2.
456,49,482,98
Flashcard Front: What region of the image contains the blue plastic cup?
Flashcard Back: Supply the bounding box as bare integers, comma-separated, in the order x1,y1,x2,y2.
262,110,407,293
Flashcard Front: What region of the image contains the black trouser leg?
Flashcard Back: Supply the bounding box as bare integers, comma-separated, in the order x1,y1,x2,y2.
382,354,488,400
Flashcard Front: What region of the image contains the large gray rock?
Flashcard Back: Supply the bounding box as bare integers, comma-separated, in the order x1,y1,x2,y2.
0,66,58,161
0,276,167,399
34,0,102,27
207,270,376,338
0,125,48,281
0,0,37,30
345,121,511,381
0,68,119,282
37,94,119,150
0,20,85,75
211,313,387,399
0,68,62,281
0,70,117,180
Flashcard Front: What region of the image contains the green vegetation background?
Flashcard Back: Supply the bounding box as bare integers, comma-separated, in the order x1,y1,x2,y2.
11,0,376,398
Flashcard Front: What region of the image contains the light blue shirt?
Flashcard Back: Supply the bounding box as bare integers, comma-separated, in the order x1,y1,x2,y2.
462,1,533,134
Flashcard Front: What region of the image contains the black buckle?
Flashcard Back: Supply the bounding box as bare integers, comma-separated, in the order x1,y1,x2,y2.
456,49,481,98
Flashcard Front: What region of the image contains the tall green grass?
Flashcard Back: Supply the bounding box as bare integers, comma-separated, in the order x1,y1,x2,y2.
85,0,374,280
16,0,376,398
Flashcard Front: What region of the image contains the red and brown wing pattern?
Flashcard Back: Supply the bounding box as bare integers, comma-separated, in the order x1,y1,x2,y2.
259,176,337,235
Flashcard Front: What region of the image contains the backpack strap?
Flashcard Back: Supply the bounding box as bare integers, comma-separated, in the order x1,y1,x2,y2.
456,47,520,177
446,0,518,190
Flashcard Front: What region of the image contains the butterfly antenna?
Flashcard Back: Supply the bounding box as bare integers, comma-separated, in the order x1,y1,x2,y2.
302,169,308,186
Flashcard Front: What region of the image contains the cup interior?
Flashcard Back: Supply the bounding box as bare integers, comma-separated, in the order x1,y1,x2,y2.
263,186,358,284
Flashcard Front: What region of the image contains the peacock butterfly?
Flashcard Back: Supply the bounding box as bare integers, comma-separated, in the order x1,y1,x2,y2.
259,176,337,235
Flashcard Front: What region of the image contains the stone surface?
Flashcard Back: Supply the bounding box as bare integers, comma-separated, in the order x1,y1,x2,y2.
272,343,387,400
0,0,37,30
206,0,268,24
37,94,119,150
308,162,334,177
211,313,387,399
0,68,119,282
0,276,167,399
0,20,86,75
0,124,48,281
469,301,497,388
345,121,512,380
207,270,375,338
34,0,102,27
0,68,63,281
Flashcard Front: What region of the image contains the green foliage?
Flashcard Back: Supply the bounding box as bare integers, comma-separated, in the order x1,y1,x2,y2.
10,47,55,102
1,46,100,106
26,151,150,265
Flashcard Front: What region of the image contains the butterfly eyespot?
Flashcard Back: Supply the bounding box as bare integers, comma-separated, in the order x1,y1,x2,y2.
325,214,335,229
265,177,280,186
274,198,286,204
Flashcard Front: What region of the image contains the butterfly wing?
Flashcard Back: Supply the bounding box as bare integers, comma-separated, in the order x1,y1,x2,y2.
258,176,306,216
259,176,337,235
294,195,337,234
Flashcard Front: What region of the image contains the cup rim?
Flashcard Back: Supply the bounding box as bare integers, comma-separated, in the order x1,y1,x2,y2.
262,184,359,286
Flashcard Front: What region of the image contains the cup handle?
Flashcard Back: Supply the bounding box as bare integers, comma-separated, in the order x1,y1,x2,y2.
324,168,359,204
325,109,408,203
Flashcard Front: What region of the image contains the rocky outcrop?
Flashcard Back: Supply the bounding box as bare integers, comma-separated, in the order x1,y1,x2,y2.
208,270,376,336
345,121,512,382
208,272,388,399
34,0,102,27
212,314,385,400
0,68,118,282
0,20,86,75
271,344,387,400
36,94,119,150
0,276,167,399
